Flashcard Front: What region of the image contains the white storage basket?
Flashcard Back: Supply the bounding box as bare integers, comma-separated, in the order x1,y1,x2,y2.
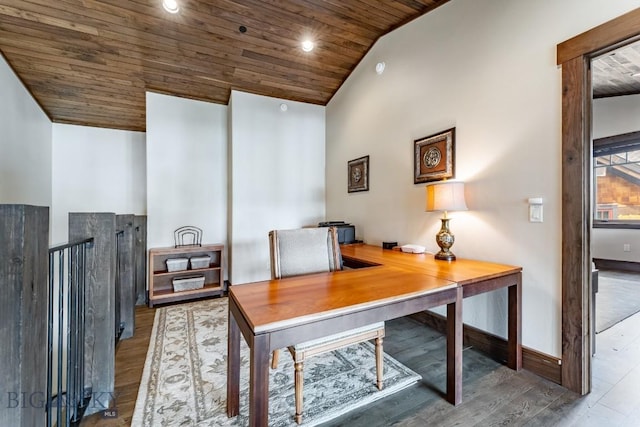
172,275,205,292
190,255,211,269
166,258,188,272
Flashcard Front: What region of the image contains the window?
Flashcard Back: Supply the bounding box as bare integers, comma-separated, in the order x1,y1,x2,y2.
593,131,640,227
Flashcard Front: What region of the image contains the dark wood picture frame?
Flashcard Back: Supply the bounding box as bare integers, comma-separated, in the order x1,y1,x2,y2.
414,127,455,184
347,155,369,193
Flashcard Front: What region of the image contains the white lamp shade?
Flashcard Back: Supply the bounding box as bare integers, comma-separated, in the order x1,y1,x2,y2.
425,181,468,212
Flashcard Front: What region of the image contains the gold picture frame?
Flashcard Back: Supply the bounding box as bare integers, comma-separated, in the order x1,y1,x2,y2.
347,155,369,193
414,127,455,184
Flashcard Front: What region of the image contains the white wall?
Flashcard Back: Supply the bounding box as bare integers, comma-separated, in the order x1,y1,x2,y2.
0,54,52,208
592,94,640,263
146,92,227,257
593,230,640,263
326,0,640,357
593,94,640,139
51,124,147,244
229,91,325,285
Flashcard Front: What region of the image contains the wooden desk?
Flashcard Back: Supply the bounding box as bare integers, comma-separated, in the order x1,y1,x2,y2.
227,244,522,426
340,244,523,370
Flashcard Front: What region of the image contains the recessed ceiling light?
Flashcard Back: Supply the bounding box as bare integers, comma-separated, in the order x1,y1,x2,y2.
375,62,386,75
280,103,288,112
162,0,179,14
301,40,314,52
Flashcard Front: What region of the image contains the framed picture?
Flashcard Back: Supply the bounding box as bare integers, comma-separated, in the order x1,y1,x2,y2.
347,155,369,193
414,127,455,184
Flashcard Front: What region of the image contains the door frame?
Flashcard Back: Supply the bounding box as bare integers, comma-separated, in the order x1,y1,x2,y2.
557,7,640,395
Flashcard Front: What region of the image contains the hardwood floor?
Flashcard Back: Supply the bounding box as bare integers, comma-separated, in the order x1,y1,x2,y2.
81,305,155,427
81,299,640,426
333,314,640,427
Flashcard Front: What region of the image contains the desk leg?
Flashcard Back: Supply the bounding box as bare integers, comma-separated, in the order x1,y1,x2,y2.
226,308,240,417
249,334,270,427
508,272,522,371
446,288,463,405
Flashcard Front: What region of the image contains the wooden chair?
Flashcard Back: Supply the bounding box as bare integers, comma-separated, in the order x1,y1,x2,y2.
268,227,385,424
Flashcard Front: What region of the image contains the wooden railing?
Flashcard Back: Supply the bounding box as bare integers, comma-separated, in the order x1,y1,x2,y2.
1,207,146,426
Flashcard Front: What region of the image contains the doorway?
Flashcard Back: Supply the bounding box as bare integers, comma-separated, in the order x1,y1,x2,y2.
558,8,640,395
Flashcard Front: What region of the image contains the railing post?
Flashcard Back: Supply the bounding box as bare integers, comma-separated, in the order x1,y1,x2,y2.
116,214,136,340
134,215,148,306
69,213,116,415
0,204,49,427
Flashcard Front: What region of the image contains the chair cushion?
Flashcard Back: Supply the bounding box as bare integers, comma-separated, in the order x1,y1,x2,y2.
276,228,334,277
293,322,385,351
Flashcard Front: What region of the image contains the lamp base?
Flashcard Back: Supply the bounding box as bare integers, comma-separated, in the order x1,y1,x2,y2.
435,250,456,261
434,217,457,262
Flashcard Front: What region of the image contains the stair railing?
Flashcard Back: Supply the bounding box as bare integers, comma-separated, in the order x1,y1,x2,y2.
46,237,94,427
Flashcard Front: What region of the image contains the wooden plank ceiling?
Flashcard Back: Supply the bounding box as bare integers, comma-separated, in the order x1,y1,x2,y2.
0,0,449,131
592,39,640,99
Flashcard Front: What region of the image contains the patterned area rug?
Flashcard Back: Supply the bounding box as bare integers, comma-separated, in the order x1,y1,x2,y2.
132,298,421,426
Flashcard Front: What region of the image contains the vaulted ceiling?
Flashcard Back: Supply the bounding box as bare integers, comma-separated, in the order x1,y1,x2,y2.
0,0,450,131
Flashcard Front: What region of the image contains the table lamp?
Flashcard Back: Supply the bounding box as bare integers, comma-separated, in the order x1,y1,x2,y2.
425,181,467,261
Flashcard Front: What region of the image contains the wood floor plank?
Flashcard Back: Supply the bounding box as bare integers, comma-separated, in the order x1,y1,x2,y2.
79,300,640,426
521,388,588,427
477,380,567,426
80,305,155,426
411,368,535,427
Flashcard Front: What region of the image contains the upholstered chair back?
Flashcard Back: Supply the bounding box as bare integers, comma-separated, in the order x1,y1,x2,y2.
268,227,342,279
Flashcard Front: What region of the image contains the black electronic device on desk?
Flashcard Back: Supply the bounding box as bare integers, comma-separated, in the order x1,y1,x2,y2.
318,221,356,244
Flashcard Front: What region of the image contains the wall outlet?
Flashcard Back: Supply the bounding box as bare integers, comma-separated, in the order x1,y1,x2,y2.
624,244,631,252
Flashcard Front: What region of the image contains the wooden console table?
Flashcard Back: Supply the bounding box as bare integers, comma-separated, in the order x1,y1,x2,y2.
227,244,522,426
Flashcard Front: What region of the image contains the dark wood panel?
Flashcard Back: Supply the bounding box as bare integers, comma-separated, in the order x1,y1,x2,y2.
0,205,49,427
593,258,640,273
69,213,118,415
116,215,136,340
0,0,450,130
523,346,562,385
4,0,634,133
134,216,147,306
556,7,640,399
94,0,360,72
560,55,591,396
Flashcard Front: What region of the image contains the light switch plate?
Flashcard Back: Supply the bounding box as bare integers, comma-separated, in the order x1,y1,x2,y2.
529,204,543,222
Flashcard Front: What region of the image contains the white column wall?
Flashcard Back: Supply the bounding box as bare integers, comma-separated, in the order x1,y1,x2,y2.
229,91,325,285
51,124,147,244
592,95,640,263
146,92,228,258
0,54,52,208
326,0,640,357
